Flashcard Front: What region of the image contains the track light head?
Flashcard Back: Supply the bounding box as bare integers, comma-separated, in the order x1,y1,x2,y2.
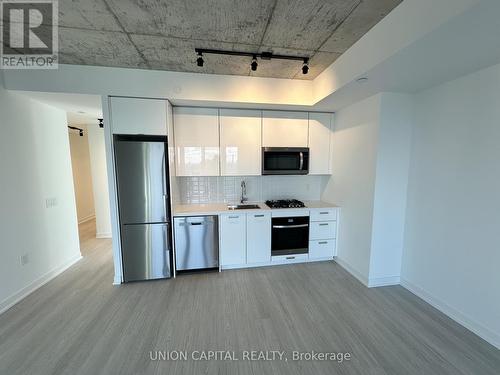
98,118,104,128
79,130,83,137
302,58,309,75
196,52,204,67
251,55,258,71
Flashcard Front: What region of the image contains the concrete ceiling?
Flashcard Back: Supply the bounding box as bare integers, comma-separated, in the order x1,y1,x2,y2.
55,0,401,80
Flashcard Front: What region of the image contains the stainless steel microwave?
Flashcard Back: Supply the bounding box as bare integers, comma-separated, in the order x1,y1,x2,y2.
262,147,309,175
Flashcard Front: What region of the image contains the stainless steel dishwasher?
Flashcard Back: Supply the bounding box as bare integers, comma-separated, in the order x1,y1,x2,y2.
174,216,219,271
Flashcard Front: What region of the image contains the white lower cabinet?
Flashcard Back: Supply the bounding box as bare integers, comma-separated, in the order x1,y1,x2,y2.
309,239,336,259
246,213,271,264
271,254,308,263
310,208,337,222
219,207,339,268
309,208,338,260
220,214,246,266
310,221,337,240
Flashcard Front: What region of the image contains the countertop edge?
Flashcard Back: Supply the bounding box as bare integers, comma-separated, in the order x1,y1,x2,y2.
172,201,339,217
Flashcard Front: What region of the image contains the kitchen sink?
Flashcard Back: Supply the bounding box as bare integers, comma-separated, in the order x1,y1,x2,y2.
227,204,261,210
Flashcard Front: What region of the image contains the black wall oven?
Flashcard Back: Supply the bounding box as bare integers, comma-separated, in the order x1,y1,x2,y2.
271,216,309,256
262,147,309,175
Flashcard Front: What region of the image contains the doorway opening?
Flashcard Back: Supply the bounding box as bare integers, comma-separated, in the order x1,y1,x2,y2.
65,100,111,258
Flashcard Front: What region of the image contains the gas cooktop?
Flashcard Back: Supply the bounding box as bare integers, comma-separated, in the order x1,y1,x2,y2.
265,199,306,209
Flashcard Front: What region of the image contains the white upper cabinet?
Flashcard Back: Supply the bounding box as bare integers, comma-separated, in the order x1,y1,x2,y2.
173,107,220,176
220,109,261,176
262,111,308,147
110,97,167,135
308,112,333,175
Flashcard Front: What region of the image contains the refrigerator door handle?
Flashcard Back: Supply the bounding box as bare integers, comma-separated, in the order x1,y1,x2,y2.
162,224,168,251
161,149,167,196
161,148,168,221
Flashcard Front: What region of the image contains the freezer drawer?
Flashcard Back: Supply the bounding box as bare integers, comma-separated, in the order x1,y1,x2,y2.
121,223,172,282
174,216,219,271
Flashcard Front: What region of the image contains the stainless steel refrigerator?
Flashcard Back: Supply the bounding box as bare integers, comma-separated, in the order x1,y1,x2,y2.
114,135,172,282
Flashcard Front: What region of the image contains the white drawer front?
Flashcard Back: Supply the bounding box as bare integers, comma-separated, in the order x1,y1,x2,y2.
310,221,337,240
309,240,335,259
310,208,337,222
271,254,308,263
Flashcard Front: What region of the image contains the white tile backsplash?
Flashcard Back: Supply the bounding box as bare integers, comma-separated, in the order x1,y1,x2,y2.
177,175,326,204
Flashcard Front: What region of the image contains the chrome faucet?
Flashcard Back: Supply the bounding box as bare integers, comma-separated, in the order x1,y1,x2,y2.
240,180,248,204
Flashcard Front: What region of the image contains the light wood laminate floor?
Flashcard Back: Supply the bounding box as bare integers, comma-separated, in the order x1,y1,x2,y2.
1,219,499,375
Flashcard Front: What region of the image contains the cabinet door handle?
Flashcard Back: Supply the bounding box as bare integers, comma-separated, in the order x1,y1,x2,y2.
319,223,329,226
286,256,296,260
318,241,328,245
254,214,265,218
228,216,239,219
319,212,329,214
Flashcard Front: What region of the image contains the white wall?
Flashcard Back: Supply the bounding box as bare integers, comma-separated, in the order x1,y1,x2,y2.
369,93,413,284
322,94,381,283
322,92,412,286
68,128,95,223
87,124,111,238
0,81,81,314
3,64,312,107
401,63,500,348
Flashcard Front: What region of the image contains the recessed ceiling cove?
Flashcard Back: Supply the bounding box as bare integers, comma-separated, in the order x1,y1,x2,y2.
57,0,402,80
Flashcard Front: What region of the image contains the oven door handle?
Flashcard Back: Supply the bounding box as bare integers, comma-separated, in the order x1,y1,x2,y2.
299,152,304,171
272,224,309,229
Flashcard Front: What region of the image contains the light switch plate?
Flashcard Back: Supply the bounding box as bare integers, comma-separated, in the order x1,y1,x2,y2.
20,253,29,266
45,197,57,208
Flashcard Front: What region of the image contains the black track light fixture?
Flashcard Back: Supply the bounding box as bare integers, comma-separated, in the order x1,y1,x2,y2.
98,118,104,128
68,125,84,137
195,48,309,73
251,55,258,71
302,58,309,75
196,52,204,67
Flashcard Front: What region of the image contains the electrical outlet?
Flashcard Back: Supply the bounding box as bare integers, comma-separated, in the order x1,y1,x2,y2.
20,253,29,266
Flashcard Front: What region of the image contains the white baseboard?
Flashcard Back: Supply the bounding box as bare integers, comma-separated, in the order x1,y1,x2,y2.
368,275,401,288
113,274,122,285
0,254,83,315
334,257,369,286
78,215,95,224
401,279,500,350
96,232,112,239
